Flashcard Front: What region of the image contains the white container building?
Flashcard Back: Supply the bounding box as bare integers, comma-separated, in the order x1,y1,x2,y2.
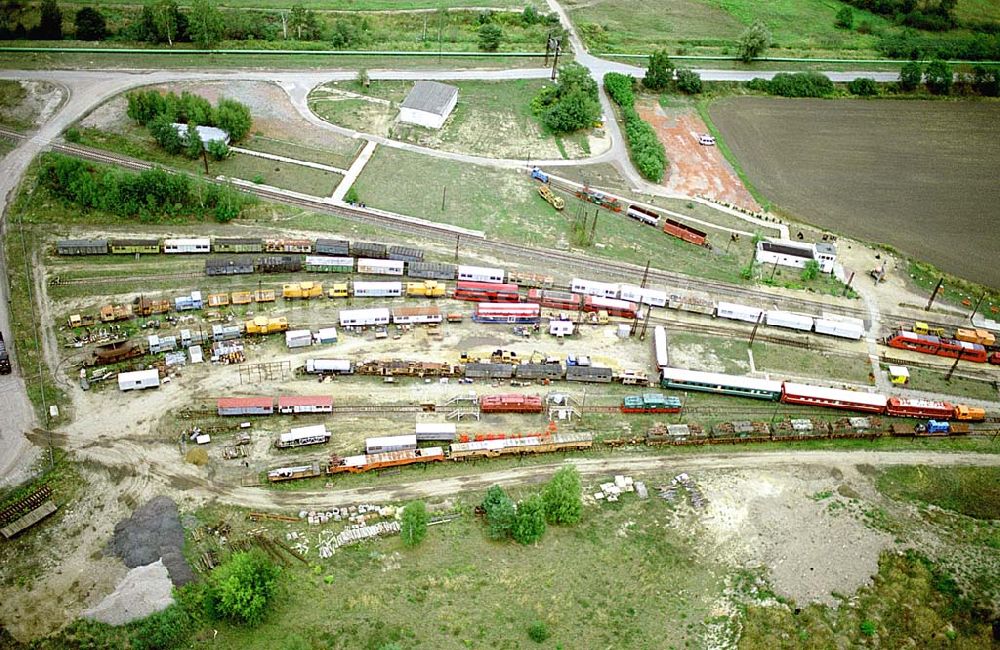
118,368,160,392
398,81,459,129
457,265,505,284
314,327,338,344
285,329,313,349
617,284,668,307
755,239,837,273
716,301,763,323
164,238,211,254
549,319,575,337
365,434,417,454
305,358,353,374
277,424,331,448
765,310,815,332
356,259,404,275
570,278,619,298
353,281,403,297
814,317,864,340
339,307,391,327
189,345,204,364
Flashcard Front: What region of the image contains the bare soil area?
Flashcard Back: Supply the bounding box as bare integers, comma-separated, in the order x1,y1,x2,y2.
0,80,64,130
637,99,759,212
709,97,1000,288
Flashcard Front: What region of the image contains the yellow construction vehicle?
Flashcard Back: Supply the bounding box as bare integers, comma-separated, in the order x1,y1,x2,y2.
914,321,947,337
282,281,323,299
326,283,349,298
538,184,565,211
406,280,446,298
245,316,289,335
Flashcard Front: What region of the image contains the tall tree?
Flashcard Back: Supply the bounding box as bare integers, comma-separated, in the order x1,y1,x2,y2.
210,550,280,627
542,466,583,525
185,122,204,159
400,501,429,547
898,60,922,92
642,49,674,91
924,59,952,95
288,4,321,40
482,485,515,540
737,20,771,63
74,7,106,40
478,23,502,52
512,494,546,545
189,0,224,48
36,0,62,39
214,97,252,142
151,0,180,46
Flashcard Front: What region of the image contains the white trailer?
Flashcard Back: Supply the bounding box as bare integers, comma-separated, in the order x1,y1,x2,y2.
391,306,442,324
339,307,391,327
765,310,815,332
365,434,417,454
653,325,669,369
117,368,160,392
617,284,668,307
814,318,864,340
305,358,353,374
276,424,331,448
457,265,505,284
716,301,763,323
356,258,404,275
285,329,313,349
163,238,211,254
549,319,574,337
189,345,204,364
570,278,619,298
314,327,338,344
353,281,403,297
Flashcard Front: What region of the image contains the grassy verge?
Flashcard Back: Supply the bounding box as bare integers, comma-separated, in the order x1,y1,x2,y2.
900,366,999,402
907,258,1000,316
241,135,360,171
877,466,1000,520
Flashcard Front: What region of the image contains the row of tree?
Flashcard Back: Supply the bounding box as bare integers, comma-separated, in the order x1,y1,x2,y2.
745,62,998,98
37,153,253,223
604,72,668,183
481,466,583,545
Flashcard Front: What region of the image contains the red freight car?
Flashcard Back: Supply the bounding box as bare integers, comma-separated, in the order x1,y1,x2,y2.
662,218,708,247
527,289,583,311
885,397,955,419
780,382,887,414
479,394,544,413
583,295,638,319
454,281,520,303
886,331,987,363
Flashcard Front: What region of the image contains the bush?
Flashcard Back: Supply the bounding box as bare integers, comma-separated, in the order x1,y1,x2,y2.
344,185,359,204
482,485,516,540
603,72,667,182
149,114,184,154
848,77,879,96
835,6,854,29
860,620,877,636
643,49,674,91
35,0,62,40
924,59,953,94
209,550,279,626
129,604,192,650
400,501,429,547
973,65,1000,96
206,138,229,161
745,77,770,92
542,466,583,525
533,62,600,134
527,620,551,643
767,72,834,97
478,23,502,52
512,494,547,545
185,123,204,159
64,127,81,143
899,60,922,91
74,7,107,40
675,68,702,94
737,20,771,62
801,259,820,281
215,97,253,142
603,72,635,107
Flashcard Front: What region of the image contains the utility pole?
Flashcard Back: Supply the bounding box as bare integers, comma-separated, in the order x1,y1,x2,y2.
588,208,598,244
970,292,986,320
842,271,855,297
925,277,943,311
550,37,562,81
640,260,650,289
639,304,651,340
441,186,447,212
544,32,552,66
437,6,443,64
748,311,763,346
454,234,460,262
945,349,964,382
202,147,209,175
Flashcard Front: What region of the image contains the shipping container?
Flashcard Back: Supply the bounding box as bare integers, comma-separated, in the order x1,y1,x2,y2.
211,324,242,341
174,291,203,311
354,281,403,297
366,434,417,454
164,238,211,254
339,307,391,327
716,301,763,324
617,284,668,307
313,327,338,344
304,359,353,374
813,318,864,340
457,265,505,284
189,345,203,364
117,368,160,392
653,325,669,369
356,258,404,276
147,334,177,354
285,329,313,349
765,310,814,332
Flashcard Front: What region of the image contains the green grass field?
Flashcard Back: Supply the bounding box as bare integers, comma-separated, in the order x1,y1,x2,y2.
877,466,1000,520
352,146,756,283
46,0,533,8
241,135,361,171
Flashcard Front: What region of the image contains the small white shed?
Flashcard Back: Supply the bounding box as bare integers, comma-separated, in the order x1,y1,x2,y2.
118,368,160,392
549,319,575,337
398,81,459,129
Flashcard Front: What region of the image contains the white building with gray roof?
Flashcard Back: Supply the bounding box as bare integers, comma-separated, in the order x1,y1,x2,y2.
398,81,459,129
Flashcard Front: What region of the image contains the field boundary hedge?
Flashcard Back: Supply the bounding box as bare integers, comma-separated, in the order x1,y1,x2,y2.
603,72,667,183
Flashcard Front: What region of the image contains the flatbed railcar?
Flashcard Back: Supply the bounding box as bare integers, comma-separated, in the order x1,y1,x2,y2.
621,393,682,413
454,281,520,303
479,394,543,413
268,462,322,482
526,289,582,311
449,432,593,460
326,447,445,475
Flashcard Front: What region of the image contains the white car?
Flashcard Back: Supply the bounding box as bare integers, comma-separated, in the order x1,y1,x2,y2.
697,134,716,146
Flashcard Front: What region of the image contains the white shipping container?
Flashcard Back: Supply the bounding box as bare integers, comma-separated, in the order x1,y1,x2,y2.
366,434,417,454
117,368,160,391
285,329,313,349
305,358,352,374
314,327,338,344
821,312,865,329
570,278,618,298
164,238,211,253
653,325,669,369
415,422,457,436
549,319,575,337
617,284,667,307
339,307,391,327
765,310,814,331
814,318,864,340
457,265,505,284
353,281,403,297
716,301,763,323
356,258,404,275
189,345,204,364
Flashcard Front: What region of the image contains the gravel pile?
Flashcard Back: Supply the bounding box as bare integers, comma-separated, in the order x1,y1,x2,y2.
110,496,194,586
82,560,174,626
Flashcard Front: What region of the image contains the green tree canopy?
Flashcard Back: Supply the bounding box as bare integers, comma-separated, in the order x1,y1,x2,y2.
74,7,106,40
737,20,771,62
675,68,702,94
36,0,62,39
215,97,253,142
512,494,547,545
899,60,922,91
149,114,184,154
189,0,224,48
642,49,674,91
482,485,516,540
478,22,502,52
400,501,429,547
924,59,953,94
289,4,321,40
542,466,583,525
210,550,280,627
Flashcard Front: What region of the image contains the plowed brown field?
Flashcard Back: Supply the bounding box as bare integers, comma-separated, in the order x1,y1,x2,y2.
709,97,1000,287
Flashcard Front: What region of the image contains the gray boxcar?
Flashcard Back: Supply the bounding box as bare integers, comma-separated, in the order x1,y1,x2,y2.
57,239,108,256
387,245,424,263
514,363,565,380
464,363,514,379
350,241,387,259
316,238,350,256
408,261,456,280
205,256,255,276
566,365,613,383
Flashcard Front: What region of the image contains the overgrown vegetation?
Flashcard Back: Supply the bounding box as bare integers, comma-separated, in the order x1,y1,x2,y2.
37,153,254,222
209,550,281,626
481,468,584,545
737,19,771,62
531,62,601,135
400,500,429,547
746,72,835,98
127,88,252,158
877,466,1000,520
604,72,667,182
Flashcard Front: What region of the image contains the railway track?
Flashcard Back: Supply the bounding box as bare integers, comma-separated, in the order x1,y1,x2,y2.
33,140,873,322
50,271,204,286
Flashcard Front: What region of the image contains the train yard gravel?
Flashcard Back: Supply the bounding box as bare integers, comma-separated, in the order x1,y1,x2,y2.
109,496,194,586
81,559,174,626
